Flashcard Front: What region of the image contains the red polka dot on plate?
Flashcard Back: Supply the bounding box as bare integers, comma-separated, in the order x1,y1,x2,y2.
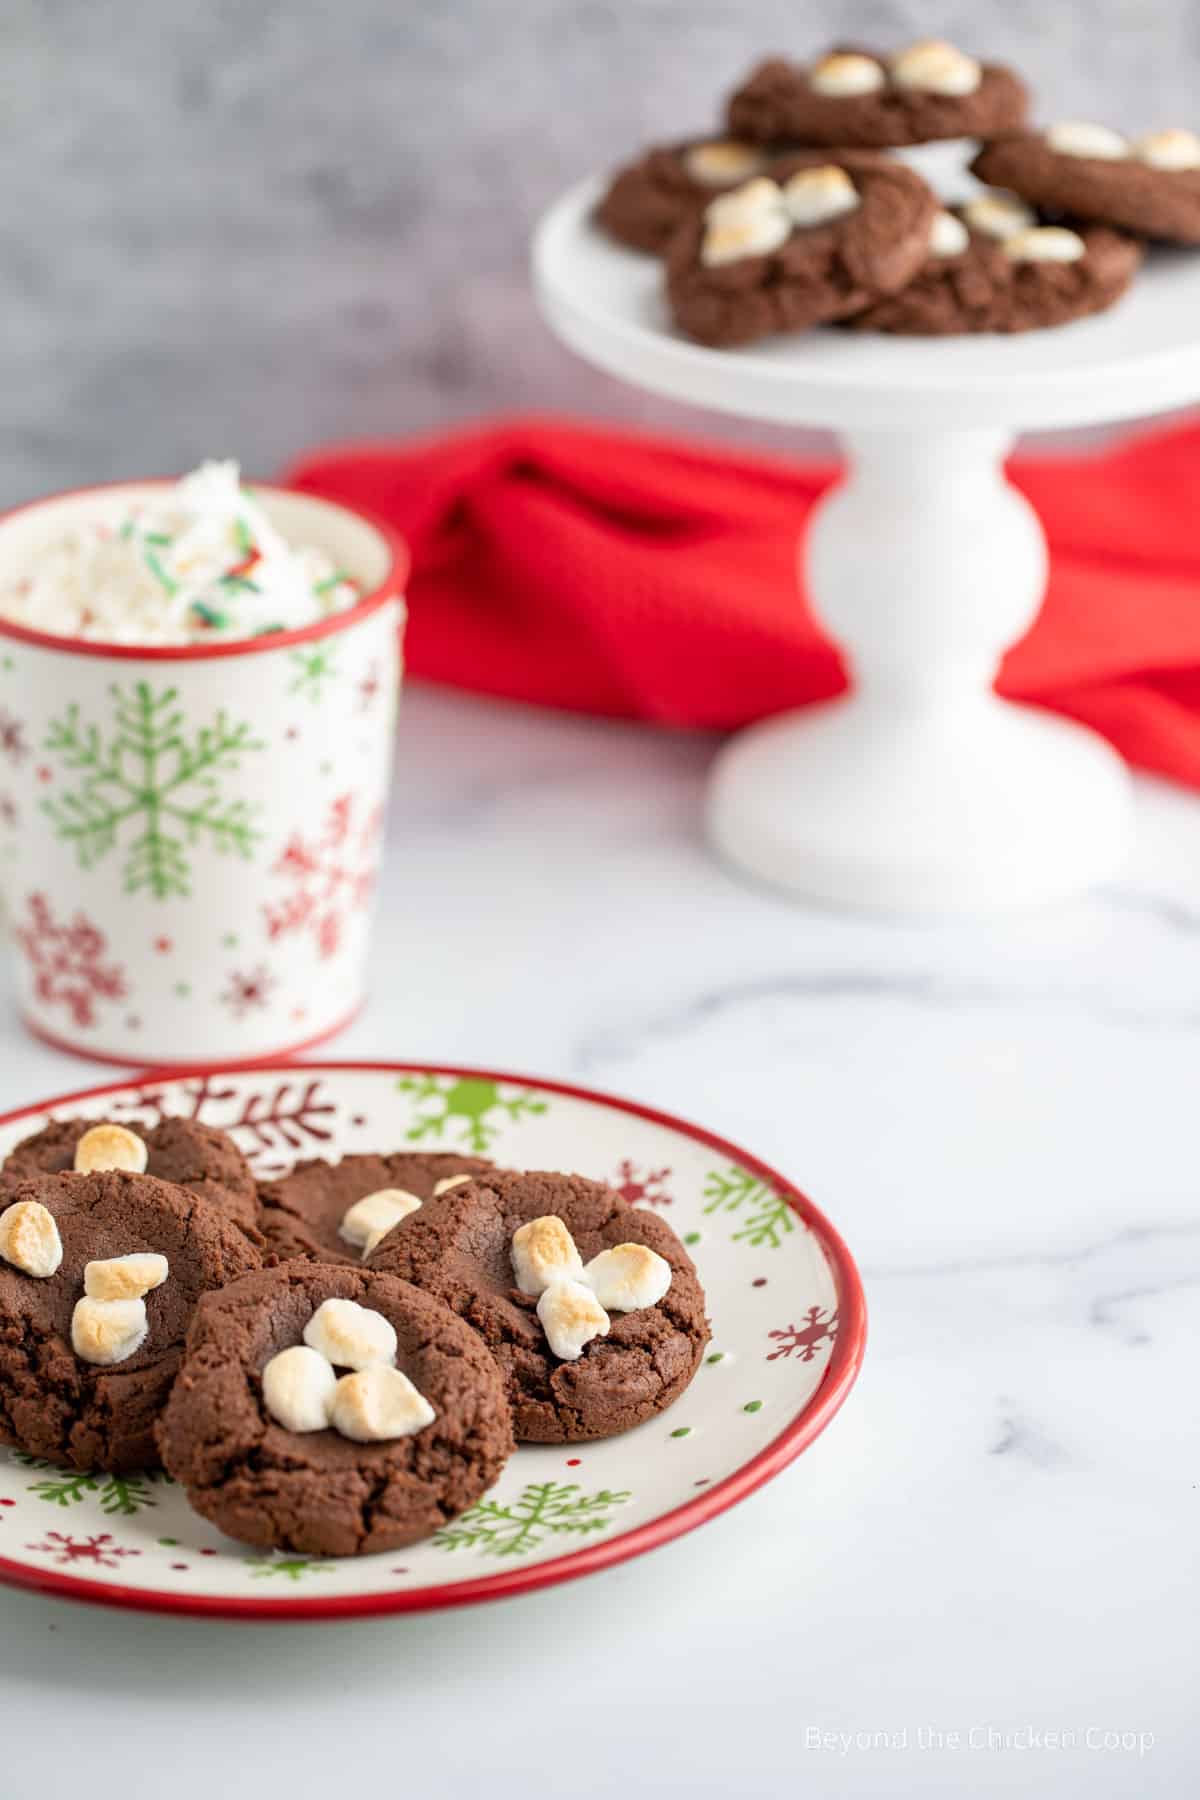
752,1278,767,1288
566,1458,581,1467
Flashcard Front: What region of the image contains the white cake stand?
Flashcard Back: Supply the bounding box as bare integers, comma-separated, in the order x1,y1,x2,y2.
532,176,1200,912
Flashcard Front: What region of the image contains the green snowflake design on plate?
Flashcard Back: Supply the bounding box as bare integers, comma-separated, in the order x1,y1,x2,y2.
247,1555,334,1582
289,644,338,702
14,1455,171,1517
703,1164,796,1250
42,681,263,897
395,1074,548,1154
433,1481,631,1558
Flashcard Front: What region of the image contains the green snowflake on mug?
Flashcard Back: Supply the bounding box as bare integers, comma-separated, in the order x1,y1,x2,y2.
41,681,263,898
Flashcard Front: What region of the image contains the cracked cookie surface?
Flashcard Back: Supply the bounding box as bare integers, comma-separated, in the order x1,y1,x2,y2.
157,1261,514,1556
0,1169,261,1472
258,1151,493,1267
2,1115,260,1240
368,1170,710,1443
664,149,936,346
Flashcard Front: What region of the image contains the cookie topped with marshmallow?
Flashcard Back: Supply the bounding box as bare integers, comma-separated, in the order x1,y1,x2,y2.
847,190,1144,336
257,1150,494,1267
595,136,806,255
0,1168,260,1473
156,1261,513,1557
973,123,1200,244
367,1168,709,1443
726,41,1028,149
664,148,937,347
1,1113,260,1239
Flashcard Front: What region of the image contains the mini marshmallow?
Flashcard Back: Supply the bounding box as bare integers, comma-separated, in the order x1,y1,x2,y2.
1045,120,1128,161
962,192,1036,239
511,1215,584,1296
782,164,859,228
537,1280,611,1362
701,209,791,267
262,1344,337,1433
338,1188,422,1256
582,1242,673,1313
329,1364,436,1443
929,210,970,257
705,175,786,225
73,1123,149,1175
432,1173,474,1197
1134,127,1200,171
0,1199,63,1277
1004,225,1086,263
84,1252,168,1302
71,1296,148,1366
683,139,768,187
809,51,885,98
303,1297,397,1369
890,40,981,97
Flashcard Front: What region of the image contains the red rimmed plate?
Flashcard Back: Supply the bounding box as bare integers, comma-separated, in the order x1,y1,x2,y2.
0,1062,866,1619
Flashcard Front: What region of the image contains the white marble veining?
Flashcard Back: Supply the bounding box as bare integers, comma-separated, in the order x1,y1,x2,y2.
0,680,1196,1796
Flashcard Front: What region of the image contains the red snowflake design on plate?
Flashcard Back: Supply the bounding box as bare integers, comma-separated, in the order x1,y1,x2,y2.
263,792,383,960
111,1073,338,1176
0,709,27,766
15,892,127,1029
26,1531,140,1567
766,1306,839,1364
611,1158,673,1208
221,964,274,1018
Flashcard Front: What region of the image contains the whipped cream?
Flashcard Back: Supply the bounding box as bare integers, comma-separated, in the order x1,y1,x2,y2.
0,461,362,645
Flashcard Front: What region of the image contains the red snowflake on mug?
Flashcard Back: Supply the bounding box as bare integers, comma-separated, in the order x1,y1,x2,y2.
26,1531,139,1567
358,661,383,713
263,792,382,960
222,964,274,1018
611,1159,674,1208
0,709,27,766
766,1306,839,1363
15,891,127,1029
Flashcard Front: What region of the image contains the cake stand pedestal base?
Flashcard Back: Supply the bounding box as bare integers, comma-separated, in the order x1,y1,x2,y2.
708,425,1131,912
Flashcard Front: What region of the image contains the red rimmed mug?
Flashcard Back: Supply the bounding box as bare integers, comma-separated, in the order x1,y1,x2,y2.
0,482,407,1066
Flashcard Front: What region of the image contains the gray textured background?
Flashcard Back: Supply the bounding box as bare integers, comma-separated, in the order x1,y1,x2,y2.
4,0,1197,502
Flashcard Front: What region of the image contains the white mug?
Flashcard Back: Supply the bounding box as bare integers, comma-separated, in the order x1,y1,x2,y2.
0,481,406,1066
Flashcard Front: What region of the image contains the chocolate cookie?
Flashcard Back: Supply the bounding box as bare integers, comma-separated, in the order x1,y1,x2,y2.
664,150,936,347
2,1115,260,1239
258,1151,493,1266
595,136,798,254
157,1261,514,1556
727,42,1028,148
368,1170,709,1443
0,1170,260,1471
847,197,1143,334
973,123,1200,244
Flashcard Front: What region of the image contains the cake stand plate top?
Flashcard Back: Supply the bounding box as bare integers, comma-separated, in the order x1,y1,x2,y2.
533,177,1200,432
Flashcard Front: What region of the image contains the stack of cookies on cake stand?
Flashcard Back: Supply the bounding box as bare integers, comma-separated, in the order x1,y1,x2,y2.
594,39,1200,342
533,41,1200,915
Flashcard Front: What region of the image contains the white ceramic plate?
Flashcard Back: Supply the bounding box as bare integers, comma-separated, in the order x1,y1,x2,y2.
0,1061,866,1618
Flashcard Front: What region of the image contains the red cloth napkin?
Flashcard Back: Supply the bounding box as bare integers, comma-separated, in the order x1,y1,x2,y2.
285,415,1200,789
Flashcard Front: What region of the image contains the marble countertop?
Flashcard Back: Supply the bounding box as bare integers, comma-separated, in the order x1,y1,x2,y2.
0,680,1195,1798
